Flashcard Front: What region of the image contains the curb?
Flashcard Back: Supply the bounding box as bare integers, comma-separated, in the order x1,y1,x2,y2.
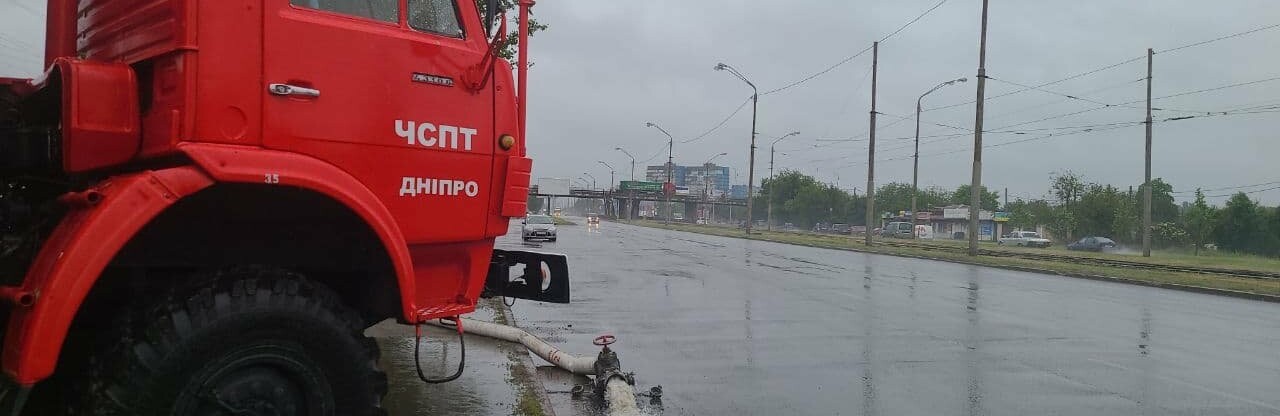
639,223,1280,304
495,300,557,416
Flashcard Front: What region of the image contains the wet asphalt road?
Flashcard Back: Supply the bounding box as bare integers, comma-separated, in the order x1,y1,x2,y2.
501,219,1280,416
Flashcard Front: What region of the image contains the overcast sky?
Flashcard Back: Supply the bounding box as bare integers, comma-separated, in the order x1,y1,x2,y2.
3,0,1278,205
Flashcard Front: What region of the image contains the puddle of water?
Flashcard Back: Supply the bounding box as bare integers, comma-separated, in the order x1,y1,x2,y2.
370,300,538,416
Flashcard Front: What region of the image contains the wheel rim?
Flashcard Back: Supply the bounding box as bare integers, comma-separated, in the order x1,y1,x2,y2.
177,344,332,416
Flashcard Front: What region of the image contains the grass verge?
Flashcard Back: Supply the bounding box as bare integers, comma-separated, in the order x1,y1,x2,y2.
552,217,576,226
490,297,553,416
632,221,1280,299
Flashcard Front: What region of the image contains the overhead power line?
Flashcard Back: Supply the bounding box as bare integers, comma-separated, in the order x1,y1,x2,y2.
924,22,1280,113
1172,180,1280,194
681,96,752,144
1206,185,1280,199
760,0,950,96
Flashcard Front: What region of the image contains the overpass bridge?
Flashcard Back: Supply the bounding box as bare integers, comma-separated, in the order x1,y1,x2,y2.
530,186,748,219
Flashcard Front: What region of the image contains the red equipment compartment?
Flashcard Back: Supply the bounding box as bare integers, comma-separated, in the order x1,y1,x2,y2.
50,59,141,173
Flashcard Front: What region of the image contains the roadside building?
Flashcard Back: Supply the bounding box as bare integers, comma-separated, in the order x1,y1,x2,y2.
884,205,1006,241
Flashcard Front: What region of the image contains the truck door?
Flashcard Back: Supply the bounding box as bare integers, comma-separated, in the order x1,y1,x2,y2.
262,0,494,242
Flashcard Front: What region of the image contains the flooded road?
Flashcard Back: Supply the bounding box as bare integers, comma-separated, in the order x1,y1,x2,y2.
501,219,1280,415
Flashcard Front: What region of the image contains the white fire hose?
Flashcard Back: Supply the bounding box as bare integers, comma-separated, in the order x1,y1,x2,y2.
430,318,595,374
427,318,642,416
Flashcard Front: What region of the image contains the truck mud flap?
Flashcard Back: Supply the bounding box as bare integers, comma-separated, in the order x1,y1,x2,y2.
483,249,569,303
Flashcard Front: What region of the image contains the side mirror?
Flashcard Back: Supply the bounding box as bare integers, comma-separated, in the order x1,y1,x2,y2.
521,220,526,224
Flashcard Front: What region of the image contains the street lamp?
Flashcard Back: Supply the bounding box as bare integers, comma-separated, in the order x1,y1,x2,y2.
767,131,800,230
598,161,615,217
597,161,615,191
715,62,759,234
702,152,728,223
645,122,677,224
614,147,636,181
582,172,596,190
912,77,967,238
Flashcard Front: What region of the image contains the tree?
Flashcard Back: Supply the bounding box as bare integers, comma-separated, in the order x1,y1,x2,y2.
1183,189,1217,255
1006,198,1053,231
1135,178,1179,224
949,184,1000,211
1215,193,1265,254
1265,206,1280,257
1045,206,1077,242
874,183,948,215
1050,171,1086,207
1074,184,1132,242
475,0,548,64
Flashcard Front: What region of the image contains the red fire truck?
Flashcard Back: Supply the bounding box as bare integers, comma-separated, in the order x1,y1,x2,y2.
0,0,567,414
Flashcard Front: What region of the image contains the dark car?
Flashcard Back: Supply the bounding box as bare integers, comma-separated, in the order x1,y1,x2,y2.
830,223,852,234
1067,236,1117,252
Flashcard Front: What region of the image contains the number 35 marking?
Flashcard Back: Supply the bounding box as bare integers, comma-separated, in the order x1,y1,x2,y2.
264,173,280,184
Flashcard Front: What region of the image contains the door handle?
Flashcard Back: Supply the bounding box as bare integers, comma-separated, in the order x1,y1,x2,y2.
268,83,320,98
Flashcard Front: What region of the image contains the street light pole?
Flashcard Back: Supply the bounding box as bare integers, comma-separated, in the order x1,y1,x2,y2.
614,147,637,220
703,152,727,222
968,0,990,256
767,131,800,231
614,147,636,181
912,78,967,239
599,161,615,217
645,122,677,224
583,173,598,214
715,63,759,234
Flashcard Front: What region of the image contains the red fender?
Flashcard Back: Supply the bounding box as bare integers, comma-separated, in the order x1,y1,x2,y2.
176,143,418,317
2,166,214,385
3,144,424,385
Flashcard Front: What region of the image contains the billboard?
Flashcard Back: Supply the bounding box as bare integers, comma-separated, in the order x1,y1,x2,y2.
942,208,993,220
535,177,571,195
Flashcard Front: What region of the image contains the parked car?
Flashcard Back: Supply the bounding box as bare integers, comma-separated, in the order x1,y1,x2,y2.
813,223,830,233
695,218,708,225
880,221,914,238
999,231,1052,247
831,223,852,234
1067,236,1117,252
522,215,558,242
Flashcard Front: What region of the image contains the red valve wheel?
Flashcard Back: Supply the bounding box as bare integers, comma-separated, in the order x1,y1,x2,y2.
593,334,616,346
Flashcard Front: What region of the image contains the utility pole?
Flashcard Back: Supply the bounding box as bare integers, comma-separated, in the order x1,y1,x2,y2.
968,0,990,257
865,41,879,246
1142,47,1153,257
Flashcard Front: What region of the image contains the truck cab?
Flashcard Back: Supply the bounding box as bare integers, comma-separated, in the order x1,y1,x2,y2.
0,1,563,414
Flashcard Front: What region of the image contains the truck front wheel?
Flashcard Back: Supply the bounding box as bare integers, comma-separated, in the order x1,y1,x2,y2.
84,268,387,416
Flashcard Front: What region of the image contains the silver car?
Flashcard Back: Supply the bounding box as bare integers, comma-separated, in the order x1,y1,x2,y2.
522,215,557,242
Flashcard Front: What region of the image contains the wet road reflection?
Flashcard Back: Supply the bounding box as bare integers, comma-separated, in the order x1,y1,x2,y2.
503,220,1280,415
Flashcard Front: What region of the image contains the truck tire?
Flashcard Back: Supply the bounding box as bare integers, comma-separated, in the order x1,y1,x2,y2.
84,268,387,416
